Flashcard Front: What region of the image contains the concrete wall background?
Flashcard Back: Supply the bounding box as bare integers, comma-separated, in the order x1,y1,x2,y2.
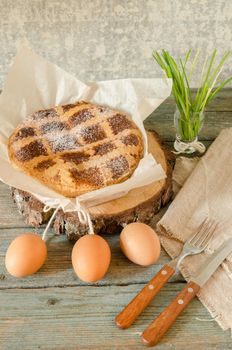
0,0,232,88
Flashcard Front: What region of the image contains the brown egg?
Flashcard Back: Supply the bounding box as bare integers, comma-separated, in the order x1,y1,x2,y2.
72,234,111,283
120,222,161,266
5,233,47,277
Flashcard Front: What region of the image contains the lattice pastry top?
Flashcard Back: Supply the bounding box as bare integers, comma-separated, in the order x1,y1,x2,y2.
8,101,144,197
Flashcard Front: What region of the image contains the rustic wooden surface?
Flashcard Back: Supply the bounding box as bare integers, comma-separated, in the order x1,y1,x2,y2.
1,89,232,349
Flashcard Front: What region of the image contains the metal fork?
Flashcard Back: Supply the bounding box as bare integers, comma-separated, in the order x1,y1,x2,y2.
173,218,217,270
115,218,217,329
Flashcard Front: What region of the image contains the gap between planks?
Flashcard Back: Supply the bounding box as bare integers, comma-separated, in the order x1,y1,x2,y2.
0,279,186,291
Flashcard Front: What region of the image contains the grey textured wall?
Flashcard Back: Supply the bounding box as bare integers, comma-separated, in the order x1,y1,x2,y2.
0,0,232,88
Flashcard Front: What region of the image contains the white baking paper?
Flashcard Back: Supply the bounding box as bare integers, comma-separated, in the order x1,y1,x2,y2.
0,45,172,212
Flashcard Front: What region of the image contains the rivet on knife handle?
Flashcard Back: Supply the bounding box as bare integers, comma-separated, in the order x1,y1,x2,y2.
141,281,200,347
115,264,175,329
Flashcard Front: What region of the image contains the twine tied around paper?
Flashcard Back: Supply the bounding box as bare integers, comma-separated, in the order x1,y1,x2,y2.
42,202,94,241
76,201,94,234
173,139,206,155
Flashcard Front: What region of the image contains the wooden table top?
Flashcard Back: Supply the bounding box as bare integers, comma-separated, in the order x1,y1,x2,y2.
0,90,232,350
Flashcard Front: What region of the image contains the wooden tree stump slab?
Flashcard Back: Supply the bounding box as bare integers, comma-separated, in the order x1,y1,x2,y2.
11,131,175,241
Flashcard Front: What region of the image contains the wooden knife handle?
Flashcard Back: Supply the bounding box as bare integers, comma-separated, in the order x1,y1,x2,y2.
141,281,200,346
115,264,175,329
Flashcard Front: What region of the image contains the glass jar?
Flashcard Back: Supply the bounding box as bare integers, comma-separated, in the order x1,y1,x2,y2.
174,108,205,154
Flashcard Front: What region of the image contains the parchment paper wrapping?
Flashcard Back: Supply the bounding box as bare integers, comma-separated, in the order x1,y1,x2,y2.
0,46,172,212
158,129,232,333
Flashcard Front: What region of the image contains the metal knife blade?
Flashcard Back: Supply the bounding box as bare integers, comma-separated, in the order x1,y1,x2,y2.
192,237,232,287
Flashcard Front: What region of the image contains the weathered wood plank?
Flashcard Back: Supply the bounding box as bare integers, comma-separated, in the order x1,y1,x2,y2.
0,227,174,288
0,285,231,350
204,89,232,111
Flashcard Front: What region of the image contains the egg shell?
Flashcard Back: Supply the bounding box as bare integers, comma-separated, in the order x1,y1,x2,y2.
72,234,111,283
120,223,161,266
5,233,47,277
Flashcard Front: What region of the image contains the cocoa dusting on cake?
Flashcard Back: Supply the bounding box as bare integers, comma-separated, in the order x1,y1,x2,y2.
93,142,116,156
40,121,68,134
61,151,90,165
16,140,48,161
9,100,144,198
108,114,133,135
80,124,106,143
107,155,129,179
62,101,87,113
121,134,139,146
34,159,56,171
14,127,36,141
48,135,80,153
70,167,103,186
70,109,94,126
31,108,58,120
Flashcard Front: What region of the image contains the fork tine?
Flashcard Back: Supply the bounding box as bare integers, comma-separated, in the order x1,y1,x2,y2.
193,219,214,246
189,219,217,250
199,222,218,248
188,218,209,245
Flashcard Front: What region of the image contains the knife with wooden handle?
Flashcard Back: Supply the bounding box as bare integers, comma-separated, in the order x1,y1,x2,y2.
115,264,175,329
141,237,232,347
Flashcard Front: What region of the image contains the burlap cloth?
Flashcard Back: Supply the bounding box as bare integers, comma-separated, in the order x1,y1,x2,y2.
157,128,232,333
